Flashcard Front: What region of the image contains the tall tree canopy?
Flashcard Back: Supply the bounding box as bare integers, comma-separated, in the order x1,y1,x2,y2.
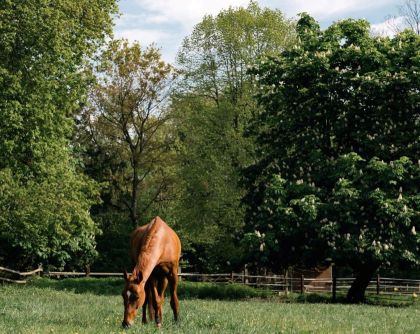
0,0,118,269
172,1,296,271
76,40,177,270
244,14,419,302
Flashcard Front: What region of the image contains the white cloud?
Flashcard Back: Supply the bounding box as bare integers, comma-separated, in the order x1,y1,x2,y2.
133,0,397,24
116,0,402,63
134,0,249,31
273,0,397,19
370,16,406,36
114,28,168,46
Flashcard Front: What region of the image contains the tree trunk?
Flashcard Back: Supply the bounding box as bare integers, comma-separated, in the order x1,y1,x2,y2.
347,263,379,303
130,158,139,227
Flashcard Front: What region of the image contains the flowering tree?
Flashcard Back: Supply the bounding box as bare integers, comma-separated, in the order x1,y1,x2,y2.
244,14,420,302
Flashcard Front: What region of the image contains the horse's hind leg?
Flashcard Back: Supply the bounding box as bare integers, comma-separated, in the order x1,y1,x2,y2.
157,276,168,325
150,279,164,328
168,265,180,321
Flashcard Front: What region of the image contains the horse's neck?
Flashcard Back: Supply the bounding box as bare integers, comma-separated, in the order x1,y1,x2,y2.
133,218,163,282
133,250,159,283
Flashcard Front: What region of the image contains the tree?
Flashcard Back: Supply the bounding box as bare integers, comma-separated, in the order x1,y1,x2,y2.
244,14,419,302
172,1,296,271
177,0,295,110
77,38,177,248
399,0,420,34
0,0,117,269
385,0,420,35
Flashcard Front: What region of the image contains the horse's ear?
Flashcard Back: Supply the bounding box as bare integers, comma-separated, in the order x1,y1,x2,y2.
123,270,129,281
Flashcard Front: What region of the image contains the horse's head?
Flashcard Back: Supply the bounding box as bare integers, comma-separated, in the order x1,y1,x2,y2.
121,270,145,328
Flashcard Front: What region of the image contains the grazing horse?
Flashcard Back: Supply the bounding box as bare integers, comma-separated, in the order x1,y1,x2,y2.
121,216,181,328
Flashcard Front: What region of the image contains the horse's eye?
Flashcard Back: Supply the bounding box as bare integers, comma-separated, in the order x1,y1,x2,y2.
129,294,138,302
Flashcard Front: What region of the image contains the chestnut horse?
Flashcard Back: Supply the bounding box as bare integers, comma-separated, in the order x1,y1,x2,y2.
121,216,181,328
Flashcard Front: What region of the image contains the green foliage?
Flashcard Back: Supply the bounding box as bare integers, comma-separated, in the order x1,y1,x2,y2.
0,0,117,269
0,167,100,269
171,97,248,271
245,14,419,296
0,0,117,174
172,1,296,272
177,1,295,104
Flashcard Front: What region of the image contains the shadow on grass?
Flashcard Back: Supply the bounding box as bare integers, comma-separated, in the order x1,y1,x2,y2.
283,292,417,308
177,281,272,300
30,277,124,296
28,278,272,300
28,278,418,307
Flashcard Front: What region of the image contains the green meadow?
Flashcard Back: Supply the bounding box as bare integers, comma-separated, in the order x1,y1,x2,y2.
0,278,419,334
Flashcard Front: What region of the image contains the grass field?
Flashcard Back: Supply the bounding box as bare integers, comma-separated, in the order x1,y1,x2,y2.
0,278,419,334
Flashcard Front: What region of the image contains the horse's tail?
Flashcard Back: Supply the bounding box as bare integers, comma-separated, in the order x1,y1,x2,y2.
141,217,161,251
148,216,160,232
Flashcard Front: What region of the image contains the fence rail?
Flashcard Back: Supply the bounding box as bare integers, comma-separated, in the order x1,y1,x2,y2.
1,267,419,298
0,266,43,284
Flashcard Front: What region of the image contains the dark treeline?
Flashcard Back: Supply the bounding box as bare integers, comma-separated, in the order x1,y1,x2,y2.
0,1,419,303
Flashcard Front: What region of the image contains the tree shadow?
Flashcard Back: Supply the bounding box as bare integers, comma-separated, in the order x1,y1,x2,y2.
28,278,418,308
289,292,416,308
29,277,123,296
29,278,271,300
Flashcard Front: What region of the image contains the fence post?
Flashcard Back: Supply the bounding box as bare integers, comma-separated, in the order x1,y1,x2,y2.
376,274,380,295
332,276,337,302
85,265,90,277
244,265,249,284
300,275,304,294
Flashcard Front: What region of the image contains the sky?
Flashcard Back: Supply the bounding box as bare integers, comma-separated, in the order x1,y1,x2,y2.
114,0,405,63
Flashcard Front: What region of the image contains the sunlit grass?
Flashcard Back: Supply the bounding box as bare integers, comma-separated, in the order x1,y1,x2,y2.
0,278,418,333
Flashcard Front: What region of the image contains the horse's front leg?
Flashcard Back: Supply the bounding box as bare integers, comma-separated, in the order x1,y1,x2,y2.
142,297,148,324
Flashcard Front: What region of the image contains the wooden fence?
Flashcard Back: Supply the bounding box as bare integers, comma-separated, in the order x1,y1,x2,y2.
1,267,419,298
0,266,42,284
